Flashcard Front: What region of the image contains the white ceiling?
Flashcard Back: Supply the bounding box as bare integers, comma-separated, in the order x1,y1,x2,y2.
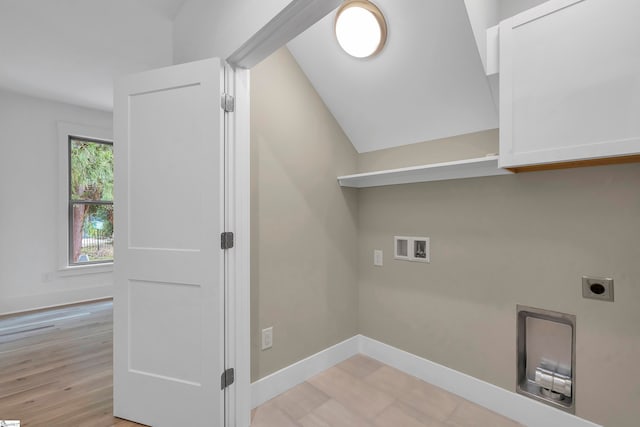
287,0,499,153
1,0,501,153
0,0,186,111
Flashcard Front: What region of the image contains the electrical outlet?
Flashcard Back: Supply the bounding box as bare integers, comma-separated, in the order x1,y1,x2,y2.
374,249,383,266
261,327,273,350
582,276,614,302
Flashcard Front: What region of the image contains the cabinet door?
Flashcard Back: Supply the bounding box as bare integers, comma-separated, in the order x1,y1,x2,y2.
499,0,640,168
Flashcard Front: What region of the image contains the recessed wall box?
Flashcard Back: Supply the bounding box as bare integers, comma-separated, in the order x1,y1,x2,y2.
413,238,430,263
394,236,410,260
516,305,576,414
394,236,429,263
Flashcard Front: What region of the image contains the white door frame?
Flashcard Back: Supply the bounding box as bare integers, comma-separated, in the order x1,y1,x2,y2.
223,64,251,427
224,1,342,425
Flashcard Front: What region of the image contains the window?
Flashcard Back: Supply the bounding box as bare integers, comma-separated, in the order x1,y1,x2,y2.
68,136,114,265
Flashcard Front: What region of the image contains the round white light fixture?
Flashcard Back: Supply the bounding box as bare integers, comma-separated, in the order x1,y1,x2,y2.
335,0,387,59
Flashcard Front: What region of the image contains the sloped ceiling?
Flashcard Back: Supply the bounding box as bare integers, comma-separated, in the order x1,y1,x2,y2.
1,0,501,153
287,0,498,153
0,0,185,111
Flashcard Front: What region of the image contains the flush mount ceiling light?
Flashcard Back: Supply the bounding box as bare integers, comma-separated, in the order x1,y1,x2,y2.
335,0,387,59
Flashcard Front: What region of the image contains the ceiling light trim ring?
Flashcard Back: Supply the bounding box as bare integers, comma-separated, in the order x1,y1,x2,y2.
334,0,388,58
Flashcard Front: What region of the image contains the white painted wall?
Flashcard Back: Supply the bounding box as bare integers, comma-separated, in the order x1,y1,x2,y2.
463,0,499,72
463,0,549,74
172,0,292,64
499,0,549,20
0,89,114,315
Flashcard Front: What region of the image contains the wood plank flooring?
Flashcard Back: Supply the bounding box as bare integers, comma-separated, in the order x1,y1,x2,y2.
0,301,143,426
1,301,521,426
251,355,523,427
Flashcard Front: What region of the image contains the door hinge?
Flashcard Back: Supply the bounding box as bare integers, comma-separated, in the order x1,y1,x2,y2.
221,93,235,112
221,368,235,390
221,232,234,250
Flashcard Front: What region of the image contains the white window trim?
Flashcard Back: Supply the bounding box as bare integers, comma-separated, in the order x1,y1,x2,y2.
57,121,113,275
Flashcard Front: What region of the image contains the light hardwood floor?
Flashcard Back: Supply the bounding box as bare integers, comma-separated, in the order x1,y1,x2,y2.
251,355,523,427
2,301,520,426
0,300,143,426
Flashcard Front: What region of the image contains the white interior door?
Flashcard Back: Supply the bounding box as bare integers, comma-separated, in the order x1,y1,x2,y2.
113,58,226,427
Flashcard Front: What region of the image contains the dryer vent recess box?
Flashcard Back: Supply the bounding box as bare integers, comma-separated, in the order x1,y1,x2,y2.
394,236,430,263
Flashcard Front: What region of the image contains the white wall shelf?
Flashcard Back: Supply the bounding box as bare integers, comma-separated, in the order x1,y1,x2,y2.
337,155,512,188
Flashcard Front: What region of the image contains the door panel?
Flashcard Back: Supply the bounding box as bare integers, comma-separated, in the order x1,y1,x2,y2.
114,58,225,427
129,280,203,384
128,84,205,250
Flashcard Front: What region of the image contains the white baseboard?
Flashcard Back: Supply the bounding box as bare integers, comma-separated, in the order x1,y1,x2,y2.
0,285,114,316
251,334,600,427
359,335,600,427
251,335,359,408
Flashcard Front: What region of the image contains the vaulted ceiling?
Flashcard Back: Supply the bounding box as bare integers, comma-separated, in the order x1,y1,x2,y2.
287,0,498,153
1,0,524,153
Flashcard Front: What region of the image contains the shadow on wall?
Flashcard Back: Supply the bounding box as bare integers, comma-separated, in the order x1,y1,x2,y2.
250,48,359,382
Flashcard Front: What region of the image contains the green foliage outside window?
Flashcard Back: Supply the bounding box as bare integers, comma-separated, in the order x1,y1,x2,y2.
70,139,113,201
70,138,114,264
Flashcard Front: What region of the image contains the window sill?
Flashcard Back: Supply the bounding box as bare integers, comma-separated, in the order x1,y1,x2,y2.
57,263,113,277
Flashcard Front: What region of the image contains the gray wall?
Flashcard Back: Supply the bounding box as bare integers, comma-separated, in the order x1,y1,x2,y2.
251,49,640,426
250,48,359,381
357,156,640,427
358,129,498,173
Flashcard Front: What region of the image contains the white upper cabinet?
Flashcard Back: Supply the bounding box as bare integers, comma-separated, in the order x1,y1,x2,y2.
498,0,640,168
